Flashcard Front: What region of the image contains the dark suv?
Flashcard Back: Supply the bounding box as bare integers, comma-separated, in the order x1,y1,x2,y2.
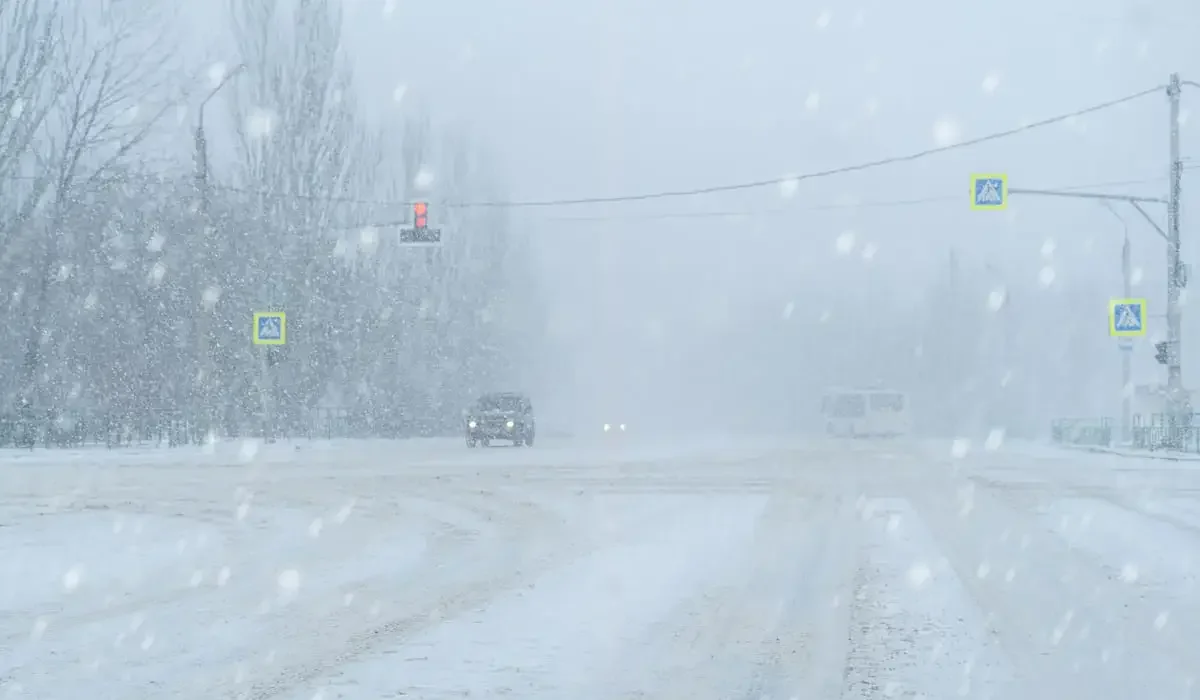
465,392,535,447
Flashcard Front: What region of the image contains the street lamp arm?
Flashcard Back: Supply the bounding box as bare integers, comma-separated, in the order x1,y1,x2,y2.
1007,187,1167,205
199,63,248,117
1129,201,1170,242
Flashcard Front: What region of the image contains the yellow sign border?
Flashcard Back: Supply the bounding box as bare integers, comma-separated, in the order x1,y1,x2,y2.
1109,298,1146,337
252,311,287,345
970,173,1008,210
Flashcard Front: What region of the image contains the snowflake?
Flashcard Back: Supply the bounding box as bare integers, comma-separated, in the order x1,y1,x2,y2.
413,166,435,190
245,108,278,139
932,117,963,147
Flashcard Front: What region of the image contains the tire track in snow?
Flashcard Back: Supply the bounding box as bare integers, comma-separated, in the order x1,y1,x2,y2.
2,475,574,700
0,478,502,645
843,494,1022,700
913,480,1197,700
599,488,860,700
219,486,712,700
738,490,859,700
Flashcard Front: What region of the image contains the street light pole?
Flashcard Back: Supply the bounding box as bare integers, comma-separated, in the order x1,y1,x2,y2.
193,64,245,440
984,262,1012,432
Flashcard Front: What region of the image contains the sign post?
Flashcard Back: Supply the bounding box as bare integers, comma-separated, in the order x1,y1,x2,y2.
252,312,286,441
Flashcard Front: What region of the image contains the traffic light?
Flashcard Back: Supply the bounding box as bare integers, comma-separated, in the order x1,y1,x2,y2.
398,201,441,246
1155,341,1170,365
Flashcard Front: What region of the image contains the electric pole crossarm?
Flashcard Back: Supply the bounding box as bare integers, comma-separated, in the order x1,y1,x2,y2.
1128,201,1170,241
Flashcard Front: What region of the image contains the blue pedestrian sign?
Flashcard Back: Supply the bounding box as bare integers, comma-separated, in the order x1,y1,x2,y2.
1109,298,1146,337
253,311,286,345
970,174,1007,210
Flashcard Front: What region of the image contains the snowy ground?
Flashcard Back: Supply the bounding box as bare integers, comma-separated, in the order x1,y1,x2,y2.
2,436,1199,699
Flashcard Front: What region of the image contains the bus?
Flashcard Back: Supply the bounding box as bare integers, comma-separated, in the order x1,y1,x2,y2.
821,387,911,438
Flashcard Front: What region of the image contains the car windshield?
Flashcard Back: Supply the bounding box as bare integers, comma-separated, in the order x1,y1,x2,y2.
476,395,524,411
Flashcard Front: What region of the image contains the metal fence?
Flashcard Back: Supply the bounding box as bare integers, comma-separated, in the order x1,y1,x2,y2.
0,406,459,449
1050,413,1200,453
1050,417,1114,448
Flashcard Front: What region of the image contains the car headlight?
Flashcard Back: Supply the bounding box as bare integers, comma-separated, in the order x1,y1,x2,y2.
506,420,515,429
468,420,477,429
603,423,611,432
619,423,626,431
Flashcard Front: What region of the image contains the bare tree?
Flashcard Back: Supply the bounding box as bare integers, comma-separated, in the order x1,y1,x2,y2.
0,0,65,257
226,0,380,420
15,0,183,408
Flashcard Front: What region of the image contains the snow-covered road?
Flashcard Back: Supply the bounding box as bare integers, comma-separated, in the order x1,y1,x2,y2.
2,437,1198,699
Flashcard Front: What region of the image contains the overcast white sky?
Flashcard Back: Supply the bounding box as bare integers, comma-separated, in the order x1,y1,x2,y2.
335,0,1198,285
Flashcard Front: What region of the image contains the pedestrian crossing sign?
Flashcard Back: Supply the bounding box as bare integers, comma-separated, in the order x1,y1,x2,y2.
1109,298,1146,337
253,311,286,345
970,174,1007,210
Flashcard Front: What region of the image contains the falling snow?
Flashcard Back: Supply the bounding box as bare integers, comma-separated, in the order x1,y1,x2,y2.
932,117,963,147
0,0,1196,697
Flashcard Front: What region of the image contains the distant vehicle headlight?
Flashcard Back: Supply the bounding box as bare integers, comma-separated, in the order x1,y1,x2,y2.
603,423,611,432
506,420,515,429
619,423,626,431
468,420,477,429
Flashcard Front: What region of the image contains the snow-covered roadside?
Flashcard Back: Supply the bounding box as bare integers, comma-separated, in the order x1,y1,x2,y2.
998,438,1200,462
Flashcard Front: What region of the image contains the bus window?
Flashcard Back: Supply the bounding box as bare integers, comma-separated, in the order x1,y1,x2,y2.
829,394,865,417
870,393,905,411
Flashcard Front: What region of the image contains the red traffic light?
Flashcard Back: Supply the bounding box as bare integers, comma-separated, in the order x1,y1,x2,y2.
413,202,428,228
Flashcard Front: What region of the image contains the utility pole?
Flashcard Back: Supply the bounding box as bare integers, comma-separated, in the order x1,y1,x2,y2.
972,73,1187,445
1166,73,1186,444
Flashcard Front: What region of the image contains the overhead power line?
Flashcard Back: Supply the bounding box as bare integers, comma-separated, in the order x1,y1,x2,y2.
0,83,1178,213
206,83,1171,211
446,84,1168,209
534,168,1200,223
331,166,1197,230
